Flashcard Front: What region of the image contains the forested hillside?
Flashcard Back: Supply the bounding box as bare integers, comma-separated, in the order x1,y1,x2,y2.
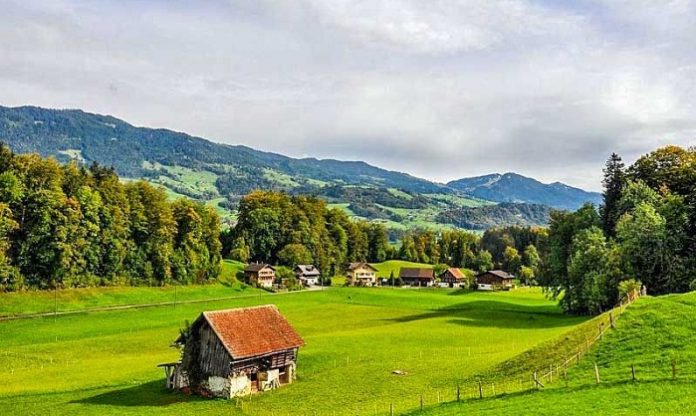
435,202,552,229
0,145,221,291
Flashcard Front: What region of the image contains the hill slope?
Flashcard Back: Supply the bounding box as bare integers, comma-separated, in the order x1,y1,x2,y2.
448,172,601,210
410,292,696,415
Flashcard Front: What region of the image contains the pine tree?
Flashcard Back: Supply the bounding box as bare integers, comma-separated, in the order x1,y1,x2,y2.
600,153,626,237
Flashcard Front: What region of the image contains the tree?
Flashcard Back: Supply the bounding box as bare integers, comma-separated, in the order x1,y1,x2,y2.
475,250,494,272
518,266,535,286
503,246,522,274
616,202,670,294
522,245,540,273
277,243,313,267
600,153,625,236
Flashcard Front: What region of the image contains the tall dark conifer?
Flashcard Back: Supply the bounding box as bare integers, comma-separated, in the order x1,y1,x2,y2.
600,153,626,237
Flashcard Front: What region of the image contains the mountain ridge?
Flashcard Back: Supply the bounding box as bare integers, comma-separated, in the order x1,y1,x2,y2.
447,172,601,210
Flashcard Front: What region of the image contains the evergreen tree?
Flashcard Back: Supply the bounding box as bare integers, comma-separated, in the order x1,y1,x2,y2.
600,153,626,236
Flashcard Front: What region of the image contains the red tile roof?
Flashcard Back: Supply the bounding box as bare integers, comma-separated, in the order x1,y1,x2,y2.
442,267,465,279
198,305,304,360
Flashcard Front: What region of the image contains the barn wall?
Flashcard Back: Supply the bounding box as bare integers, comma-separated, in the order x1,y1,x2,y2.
199,323,232,378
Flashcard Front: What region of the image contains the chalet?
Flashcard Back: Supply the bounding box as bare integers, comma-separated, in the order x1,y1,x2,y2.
440,267,467,288
159,305,304,398
399,268,434,287
294,265,320,286
476,270,514,291
244,263,275,288
346,262,378,286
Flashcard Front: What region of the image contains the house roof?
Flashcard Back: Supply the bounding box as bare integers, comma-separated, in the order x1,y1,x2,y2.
347,262,377,271
178,305,304,360
295,264,320,276
244,263,275,272
441,267,465,279
399,267,434,279
479,270,513,279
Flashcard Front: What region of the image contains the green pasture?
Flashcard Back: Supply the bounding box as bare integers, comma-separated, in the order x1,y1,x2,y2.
0,287,588,415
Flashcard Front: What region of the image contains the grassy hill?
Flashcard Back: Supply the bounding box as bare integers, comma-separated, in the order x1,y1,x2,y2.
0,287,588,415
409,292,696,415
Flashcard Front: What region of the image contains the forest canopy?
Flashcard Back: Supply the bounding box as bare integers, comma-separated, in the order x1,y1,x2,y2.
0,144,221,291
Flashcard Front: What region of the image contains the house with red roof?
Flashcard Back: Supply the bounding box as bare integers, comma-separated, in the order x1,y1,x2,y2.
159,305,304,398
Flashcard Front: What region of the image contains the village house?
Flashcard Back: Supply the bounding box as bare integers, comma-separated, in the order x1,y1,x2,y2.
158,305,304,398
244,263,276,288
439,267,467,288
399,267,435,287
476,270,514,291
346,262,378,286
294,264,320,286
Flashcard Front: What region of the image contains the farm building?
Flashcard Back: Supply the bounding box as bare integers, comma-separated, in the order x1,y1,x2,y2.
244,263,276,288
347,262,378,286
294,264,320,286
159,305,304,398
476,270,514,291
439,267,467,288
399,268,434,287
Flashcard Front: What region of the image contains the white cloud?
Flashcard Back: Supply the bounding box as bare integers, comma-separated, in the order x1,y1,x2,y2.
1,0,695,191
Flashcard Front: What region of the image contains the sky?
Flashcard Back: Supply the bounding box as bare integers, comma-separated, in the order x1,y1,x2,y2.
2,0,695,191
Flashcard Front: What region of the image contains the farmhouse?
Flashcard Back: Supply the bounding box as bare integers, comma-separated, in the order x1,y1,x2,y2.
347,262,378,286
294,264,320,286
399,268,434,287
244,263,276,288
476,270,514,291
159,305,304,398
440,267,467,288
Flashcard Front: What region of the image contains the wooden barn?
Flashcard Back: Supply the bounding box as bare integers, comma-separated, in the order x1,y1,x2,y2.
159,305,304,398
476,270,514,291
244,263,276,288
439,267,467,288
399,268,434,287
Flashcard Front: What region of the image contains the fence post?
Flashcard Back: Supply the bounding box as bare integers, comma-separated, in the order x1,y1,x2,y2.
389,403,394,416
437,391,440,403
420,395,423,411
672,358,677,379
478,380,483,399
594,362,601,384
631,363,636,382
609,312,615,329
457,385,461,402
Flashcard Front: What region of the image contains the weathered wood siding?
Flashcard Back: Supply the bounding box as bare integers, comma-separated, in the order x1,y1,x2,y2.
230,348,297,374
199,322,233,378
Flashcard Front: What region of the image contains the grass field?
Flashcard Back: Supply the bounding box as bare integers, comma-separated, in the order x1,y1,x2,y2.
0,286,588,415
0,260,249,317
411,292,696,415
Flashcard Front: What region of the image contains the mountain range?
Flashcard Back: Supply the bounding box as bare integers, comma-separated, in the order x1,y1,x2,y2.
0,105,602,230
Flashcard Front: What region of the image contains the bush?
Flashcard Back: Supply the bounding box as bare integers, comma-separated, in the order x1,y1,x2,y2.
618,279,642,300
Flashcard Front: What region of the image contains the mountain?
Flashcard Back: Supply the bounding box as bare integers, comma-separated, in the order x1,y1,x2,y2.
447,172,601,211
0,105,448,196
435,202,553,230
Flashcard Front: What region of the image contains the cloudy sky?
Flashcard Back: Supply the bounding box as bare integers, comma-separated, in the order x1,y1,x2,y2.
2,0,696,190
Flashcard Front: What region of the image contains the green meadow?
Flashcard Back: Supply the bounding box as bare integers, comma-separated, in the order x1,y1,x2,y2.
0,285,589,415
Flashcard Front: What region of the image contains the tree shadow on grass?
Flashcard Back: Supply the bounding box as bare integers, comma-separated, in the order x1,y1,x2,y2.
385,300,587,329
72,379,206,407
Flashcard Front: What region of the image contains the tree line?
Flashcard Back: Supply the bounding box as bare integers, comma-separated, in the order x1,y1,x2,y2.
540,146,696,314
224,190,546,281
0,144,221,291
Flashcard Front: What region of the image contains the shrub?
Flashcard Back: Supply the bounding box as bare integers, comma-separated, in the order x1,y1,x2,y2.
618,279,642,300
